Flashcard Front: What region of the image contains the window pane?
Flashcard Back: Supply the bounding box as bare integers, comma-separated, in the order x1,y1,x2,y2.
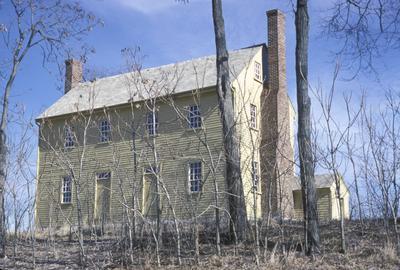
252,161,259,190
62,176,72,203
250,104,257,129
189,162,202,193
254,62,261,81
188,105,202,128
100,120,111,142
64,126,74,148
147,112,158,135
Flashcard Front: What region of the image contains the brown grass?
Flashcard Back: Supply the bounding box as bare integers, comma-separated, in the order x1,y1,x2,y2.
0,220,399,269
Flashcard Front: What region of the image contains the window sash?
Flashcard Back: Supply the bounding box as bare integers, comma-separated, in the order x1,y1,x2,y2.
62,176,72,203
189,162,202,193
188,105,202,128
254,62,261,81
251,161,259,190
250,104,257,129
100,120,111,142
147,112,158,135
64,126,74,148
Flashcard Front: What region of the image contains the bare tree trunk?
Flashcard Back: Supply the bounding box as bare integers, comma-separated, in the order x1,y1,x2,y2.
295,0,320,255
211,0,247,242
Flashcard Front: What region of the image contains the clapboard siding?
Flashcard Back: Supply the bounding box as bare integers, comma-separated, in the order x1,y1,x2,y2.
233,48,264,220
35,90,229,229
292,188,332,220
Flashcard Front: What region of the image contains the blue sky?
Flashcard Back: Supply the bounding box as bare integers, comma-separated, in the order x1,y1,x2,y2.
1,0,398,156
4,0,398,122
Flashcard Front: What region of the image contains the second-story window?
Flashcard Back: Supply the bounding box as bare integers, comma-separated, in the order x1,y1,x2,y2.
250,104,257,129
189,161,202,193
147,111,158,136
254,61,261,81
64,125,74,148
62,175,72,204
188,105,202,128
251,161,259,191
100,120,111,142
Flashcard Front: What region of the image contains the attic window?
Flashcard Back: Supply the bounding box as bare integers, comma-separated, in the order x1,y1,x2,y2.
254,61,261,81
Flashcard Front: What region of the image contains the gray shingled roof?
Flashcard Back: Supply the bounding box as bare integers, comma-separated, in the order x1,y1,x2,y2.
37,45,264,119
292,174,339,190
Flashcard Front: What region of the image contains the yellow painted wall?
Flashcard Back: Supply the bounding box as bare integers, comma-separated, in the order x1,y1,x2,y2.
231,47,264,220
35,89,228,229
330,176,350,220
293,178,351,221
293,188,332,220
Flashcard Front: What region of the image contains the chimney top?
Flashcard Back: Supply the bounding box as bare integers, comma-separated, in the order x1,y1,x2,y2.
64,59,83,94
266,9,284,17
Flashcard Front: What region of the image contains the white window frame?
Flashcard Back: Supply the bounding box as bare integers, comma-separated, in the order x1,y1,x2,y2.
251,161,259,191
250,104,257,129
188,105,202,129
61,176,72,204
64,125,75,148
188,161,202,193
100,119,111,142
254,61,261,81
146,111,158,136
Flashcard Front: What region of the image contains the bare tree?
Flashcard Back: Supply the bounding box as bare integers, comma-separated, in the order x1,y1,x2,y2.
211,0,247,242
295,0,320,255
325,0,400,74
0,0,99,257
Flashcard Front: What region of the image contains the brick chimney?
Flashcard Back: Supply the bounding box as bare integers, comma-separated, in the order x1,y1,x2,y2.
64,59,82,94
261,10,294,219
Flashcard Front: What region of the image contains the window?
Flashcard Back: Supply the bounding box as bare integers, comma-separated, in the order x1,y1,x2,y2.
144,165,159,175
250,104,257,129
62,176,72,203
97,172,111,180
147,111,158,136
189,161,202,193
251,161,259,190
188,105,202,128
254,61,261,81
100,120,111,142
64,125,74,148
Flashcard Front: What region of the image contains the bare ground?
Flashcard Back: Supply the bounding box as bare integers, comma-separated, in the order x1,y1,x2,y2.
0,220,399,269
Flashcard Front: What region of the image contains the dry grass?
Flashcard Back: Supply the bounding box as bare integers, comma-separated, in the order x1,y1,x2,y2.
0,220,399,269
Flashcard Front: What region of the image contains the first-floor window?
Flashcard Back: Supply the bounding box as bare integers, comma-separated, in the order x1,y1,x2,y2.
62,176,72,203
251,161,259,190
189,161,202,193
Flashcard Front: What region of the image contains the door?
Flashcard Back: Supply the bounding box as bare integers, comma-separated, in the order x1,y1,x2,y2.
95,177,111,224
143,173,158,218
